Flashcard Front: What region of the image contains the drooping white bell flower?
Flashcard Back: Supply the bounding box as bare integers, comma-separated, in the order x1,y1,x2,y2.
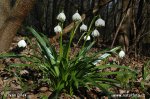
57,11,66,22
54,24,62,33
72,10,82,22
84,35,91,41
91,29,100,37
95,18,105,27
119,50,125,58
18,40,27,48
80,23,87,32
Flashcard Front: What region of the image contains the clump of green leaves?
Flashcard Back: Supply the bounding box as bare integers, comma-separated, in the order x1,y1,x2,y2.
0,15,136,98
140,60,150,92
26,26,136,98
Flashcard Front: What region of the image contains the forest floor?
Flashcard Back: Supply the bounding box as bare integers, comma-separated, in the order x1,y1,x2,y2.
0,35,150,99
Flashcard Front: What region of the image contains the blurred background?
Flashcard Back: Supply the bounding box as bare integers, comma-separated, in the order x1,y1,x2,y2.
0,0,150,56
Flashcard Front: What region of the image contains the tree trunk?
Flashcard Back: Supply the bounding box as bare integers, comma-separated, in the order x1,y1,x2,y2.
51,0,58,35
0,0,10,28
0,0,36,53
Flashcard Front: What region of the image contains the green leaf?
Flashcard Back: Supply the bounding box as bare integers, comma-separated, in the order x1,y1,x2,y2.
142,60,150,79
63,43,70,60
64,23,80,61
27,27,55,64
9,63,32,67
40,33,58,59
95,64,137,74
85,77,111,94
54,66,60,77
98,71,125,76
96,78,119,84
71,71,79,88
88,15,98,31
0,53,23,59
21,55,42,63
93,46,121,65
40,95,48,99
76,41,95,63
55,81,64,92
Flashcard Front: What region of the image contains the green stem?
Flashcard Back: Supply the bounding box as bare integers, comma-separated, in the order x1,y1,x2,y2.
80,16,98,50
88,16,98,31
59,23,64,61
66,22,80,61
81,29,93,50
77,31,86,45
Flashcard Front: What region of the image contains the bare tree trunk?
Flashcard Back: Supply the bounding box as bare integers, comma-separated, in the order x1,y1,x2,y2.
45,0,50,34
0,0,36,53
0,0,10,28
51,0,58,35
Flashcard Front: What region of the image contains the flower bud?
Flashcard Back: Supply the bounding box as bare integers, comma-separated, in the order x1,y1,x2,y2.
80,23,87,32
119,50,125,58
84,35,91,41
91,29,100,37
72,10,82,22
95,18,105,27
18,40,27,48
57,12,66,22
54,24,62,33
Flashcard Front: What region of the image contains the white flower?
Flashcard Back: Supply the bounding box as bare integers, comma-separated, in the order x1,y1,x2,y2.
95,18,105,27
54,24,62,33
17,40,27,48
84,35,91,41
119,50,125,58
80,23,87,32
57,12,66,22
72,10,82,22
91,29,100,37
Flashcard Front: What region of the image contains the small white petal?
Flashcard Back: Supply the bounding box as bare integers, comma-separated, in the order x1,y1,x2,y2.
80,24,87,32
119,50,125,58
91,29,100,37
54,24,62,33
18,40,27,48
72,11,82,22
95,18,105,27
57,12,66,22
84,35,91,41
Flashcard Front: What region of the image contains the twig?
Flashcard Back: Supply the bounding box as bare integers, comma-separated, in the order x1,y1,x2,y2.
110,14,127,48
111,0,132,49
